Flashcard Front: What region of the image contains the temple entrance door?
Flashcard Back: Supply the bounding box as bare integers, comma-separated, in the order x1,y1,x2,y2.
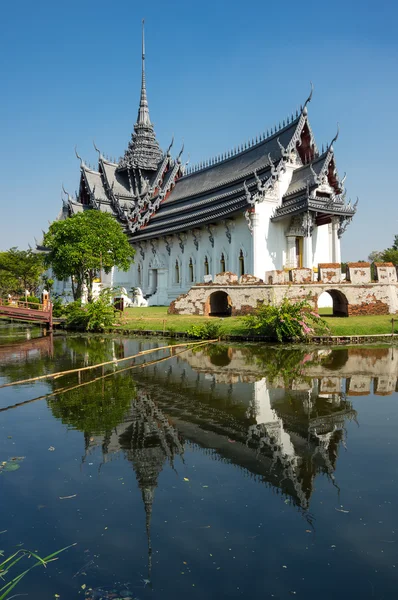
295,237,303,268
148,269,158,294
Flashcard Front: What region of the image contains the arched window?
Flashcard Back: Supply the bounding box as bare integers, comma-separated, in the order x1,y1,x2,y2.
189,258,194,283
137,264,142,286
239,249,245,276
220,253,226,273
204,256,209,276
175,260,180,284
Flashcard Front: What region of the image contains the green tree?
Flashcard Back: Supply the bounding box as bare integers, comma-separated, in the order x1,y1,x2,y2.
43,211,135,302
0,248,44,297
368,250,383,264
381,248,398,265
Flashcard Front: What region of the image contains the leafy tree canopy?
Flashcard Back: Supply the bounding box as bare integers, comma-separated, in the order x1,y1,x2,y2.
381,248,398,265
43,210,135,302
368,250,384,264
0,248,44,297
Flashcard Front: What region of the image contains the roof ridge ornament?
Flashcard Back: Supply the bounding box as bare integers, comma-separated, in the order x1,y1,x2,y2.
329,123,340,150
309,162,321,184
277,137,288,159
166,135,174,156
93,140,102,158
75,147,84,166
62,183,72,201
177,142,184,162
302,81,314,114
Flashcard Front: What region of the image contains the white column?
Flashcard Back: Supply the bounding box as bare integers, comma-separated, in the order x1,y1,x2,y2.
251,212,262,278
331,217,341,263
303,234,312,269
286,236,296,268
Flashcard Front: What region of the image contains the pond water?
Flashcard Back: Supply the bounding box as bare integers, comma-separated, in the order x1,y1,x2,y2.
1,323,398,599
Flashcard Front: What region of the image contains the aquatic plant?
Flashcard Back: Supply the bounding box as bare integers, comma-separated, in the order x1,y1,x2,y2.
243,298,330,342
0,543,76,599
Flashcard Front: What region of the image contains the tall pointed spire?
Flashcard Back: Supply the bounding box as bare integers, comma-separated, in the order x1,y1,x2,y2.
119,20,163,171
137,19,151,126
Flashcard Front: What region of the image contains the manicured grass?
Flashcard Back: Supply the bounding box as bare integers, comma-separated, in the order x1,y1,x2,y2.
117,306,247,335
115,306,398,337
323,314,398,336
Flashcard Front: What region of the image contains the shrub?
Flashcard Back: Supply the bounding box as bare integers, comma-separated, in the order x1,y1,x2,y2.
244,298,330,342
51,297,65,318
19,295,40,304
64,291,117,332
186,320,223,340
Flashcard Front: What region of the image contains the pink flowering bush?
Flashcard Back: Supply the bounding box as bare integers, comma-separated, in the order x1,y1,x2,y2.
244,298,330,342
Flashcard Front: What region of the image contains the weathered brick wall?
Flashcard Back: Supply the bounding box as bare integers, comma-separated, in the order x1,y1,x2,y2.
289,268,313,284
213,272,238,285
347,262,371,284
169,282,398,315
264,270,286,285
318,263,341,284
347,375,371,396
239,274,264,284
375,263,397,284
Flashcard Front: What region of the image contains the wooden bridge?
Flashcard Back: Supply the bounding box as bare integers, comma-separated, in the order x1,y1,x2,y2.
0,299,53,331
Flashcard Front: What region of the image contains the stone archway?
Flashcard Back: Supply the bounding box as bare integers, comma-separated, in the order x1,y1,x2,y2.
322,289,349,317
208,291,232,317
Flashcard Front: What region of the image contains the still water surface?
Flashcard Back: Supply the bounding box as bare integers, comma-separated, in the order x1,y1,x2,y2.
0,323,398,599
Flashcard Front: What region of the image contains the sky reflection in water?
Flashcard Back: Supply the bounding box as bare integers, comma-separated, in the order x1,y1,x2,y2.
0,324,397,599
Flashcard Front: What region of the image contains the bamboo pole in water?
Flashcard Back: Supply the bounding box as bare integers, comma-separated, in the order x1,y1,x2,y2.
0,339,217,389
0,342,205,413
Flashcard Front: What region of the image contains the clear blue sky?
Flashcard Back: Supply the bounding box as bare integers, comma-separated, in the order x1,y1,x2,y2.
0,0,397,260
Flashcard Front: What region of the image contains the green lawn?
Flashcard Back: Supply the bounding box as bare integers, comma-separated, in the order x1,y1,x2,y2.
323,314,398,336
115,306,398,337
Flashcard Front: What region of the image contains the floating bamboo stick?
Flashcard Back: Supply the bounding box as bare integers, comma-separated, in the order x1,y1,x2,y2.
0,342,205,413
0,339,218,390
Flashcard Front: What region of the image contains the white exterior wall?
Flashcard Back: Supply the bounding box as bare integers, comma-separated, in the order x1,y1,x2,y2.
312,223,333,265
252,166,295,276
124,213,253,305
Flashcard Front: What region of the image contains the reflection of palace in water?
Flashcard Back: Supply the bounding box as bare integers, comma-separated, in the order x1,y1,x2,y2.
74,342,398,579
82,343,398,520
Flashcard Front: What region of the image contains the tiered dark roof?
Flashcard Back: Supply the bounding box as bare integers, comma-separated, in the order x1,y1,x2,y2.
64,27,356,238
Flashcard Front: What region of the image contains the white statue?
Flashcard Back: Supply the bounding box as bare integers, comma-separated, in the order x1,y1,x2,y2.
131,287,148,307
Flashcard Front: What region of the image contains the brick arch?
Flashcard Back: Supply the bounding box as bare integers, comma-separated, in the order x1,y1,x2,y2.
205,290,232,316
319,289,349,317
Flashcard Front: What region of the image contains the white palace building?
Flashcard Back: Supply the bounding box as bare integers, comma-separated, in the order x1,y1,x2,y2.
51,24,356,305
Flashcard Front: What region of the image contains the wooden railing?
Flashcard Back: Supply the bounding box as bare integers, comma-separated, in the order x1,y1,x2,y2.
0,299,47,311
0,299,53,330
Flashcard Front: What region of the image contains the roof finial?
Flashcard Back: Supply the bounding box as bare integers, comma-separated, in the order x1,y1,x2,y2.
166,135,174,155
137,19,151,126
93,140,102,158
62,184,71,200
75,147,83,166
303,81,314,114
330,123,340,149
